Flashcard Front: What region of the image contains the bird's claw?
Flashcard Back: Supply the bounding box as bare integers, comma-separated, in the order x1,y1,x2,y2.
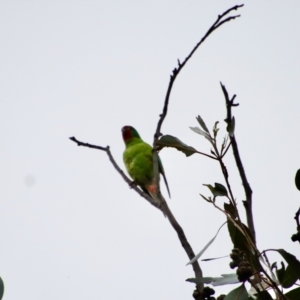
129,181,137,189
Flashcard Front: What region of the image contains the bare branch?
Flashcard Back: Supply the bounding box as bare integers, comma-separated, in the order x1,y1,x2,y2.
153,4,244,144
159,193,203,287
220,83,256,245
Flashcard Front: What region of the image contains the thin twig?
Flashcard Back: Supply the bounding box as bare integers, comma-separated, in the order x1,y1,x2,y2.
220,82,256,245
160,193,203,285
153,4,244,144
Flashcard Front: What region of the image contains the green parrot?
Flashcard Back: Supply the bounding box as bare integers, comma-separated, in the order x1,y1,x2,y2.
122,126,170,203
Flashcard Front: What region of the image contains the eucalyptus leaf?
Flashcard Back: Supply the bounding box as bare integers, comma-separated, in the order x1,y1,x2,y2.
186,277,214,285
186,222,226,265
224,284,248,300
186,273,239,287
156,135,197,157
214,183,228,196
203,183,228,197
213,273,240,286
196,115,209,133
277,262,298,288
227,220,260,271
189,126,211,140
276,249,300,281
201,255,229,261
224,202,237,219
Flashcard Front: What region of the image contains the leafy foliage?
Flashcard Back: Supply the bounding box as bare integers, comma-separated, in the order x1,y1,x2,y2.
156,135,197,157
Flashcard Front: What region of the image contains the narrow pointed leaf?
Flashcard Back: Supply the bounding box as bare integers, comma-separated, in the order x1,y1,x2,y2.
189,126,211,140
201,255,229,261
224,284,248,300
276,262,285,285
284,287,300,300
186,277,214,285
227,220,260,271
224,202,237,219
276,262,298,288
156,135,197,157
227,221,254,252
203,184,215,195
213,273,239,286
186,222,226,265
203,183,227,197
186,274,239,287
196,115,209,133
276,249,300,280
295,169,300,191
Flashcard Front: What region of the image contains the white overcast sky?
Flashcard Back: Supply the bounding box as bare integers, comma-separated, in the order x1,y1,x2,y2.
1,1,300,299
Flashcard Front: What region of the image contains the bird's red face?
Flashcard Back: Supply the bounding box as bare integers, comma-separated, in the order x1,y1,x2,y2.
121,126,140,142
121,126,132,142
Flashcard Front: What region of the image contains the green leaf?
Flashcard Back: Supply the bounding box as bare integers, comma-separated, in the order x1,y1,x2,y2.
255,290,273,300
186,273,239,286
189,126,211,140
0,277,4,300
295,169,300,191
284,287,300,300
203,182,228,197
156,135,197,157
214,183,228,196
196,115,209,133
227,220,249,252
212,273,239,286
227,220,260,271
276,261,298,288
186,222,226,265
276,249,300,281
201,254,229,261
186,277,214,284
276,262,285,286
227,221,255,253
224,284,248,300
224,202,237,219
